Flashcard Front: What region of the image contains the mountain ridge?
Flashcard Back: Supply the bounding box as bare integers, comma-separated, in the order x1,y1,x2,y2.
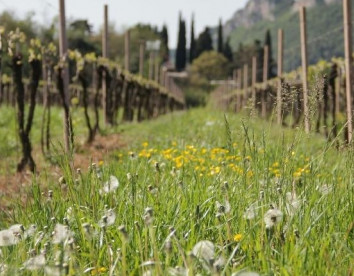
224,0,341,38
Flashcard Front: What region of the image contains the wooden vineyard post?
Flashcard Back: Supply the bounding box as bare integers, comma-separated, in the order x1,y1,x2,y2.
343,0,353,143
125,30,130,72
59,0,71,152
300,6,310,133
277,29,283,125
252,56,257,108
237,69,242,112
154,54,159,83
139,41,145,76
262,45,269,118
0,31,2,105
149,52,154,80
237,69,242,89
102,4,108,124
243,64,249,108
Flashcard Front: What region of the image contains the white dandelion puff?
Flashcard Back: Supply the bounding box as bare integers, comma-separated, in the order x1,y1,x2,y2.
24,224,37,239
213,256,226,272
0,229,20,246
232,271,260,276
243,203,257,220
99,209,116,227
216,200,231,215
192,240,215,263
316,184,333,196
286,192,301,216
52,224,73,244
23,252,46,270
100,175,119,195
264,208,283,229
0,263,7,274
168,266,188,276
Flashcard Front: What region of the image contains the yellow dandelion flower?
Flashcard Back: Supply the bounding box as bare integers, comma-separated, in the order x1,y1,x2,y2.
142,142,149,148
91,267,108,275
234,233,243,242
98,160,104,166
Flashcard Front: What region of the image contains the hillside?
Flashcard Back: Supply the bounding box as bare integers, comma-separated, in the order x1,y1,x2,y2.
224,0,352,72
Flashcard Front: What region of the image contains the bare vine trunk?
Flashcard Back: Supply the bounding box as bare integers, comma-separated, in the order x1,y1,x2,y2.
13,54,41,173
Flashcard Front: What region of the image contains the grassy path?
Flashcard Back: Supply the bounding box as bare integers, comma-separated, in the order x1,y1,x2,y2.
0,107,353,275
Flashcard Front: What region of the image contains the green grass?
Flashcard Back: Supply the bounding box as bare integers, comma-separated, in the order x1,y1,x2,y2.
0,107,353,275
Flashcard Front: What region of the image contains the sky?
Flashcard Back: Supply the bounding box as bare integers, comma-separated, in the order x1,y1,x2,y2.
0,0,248,47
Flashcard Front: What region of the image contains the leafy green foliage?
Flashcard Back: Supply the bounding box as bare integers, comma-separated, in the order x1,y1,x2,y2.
195,27,213,59
229,2,354,72
190,51,228,85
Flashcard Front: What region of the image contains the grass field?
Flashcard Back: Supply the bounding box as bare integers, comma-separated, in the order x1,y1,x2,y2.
0,106,353,275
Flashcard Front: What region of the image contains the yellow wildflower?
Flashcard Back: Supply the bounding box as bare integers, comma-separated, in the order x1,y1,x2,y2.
234,233,243,242
142,142,149,148
91,267,107,275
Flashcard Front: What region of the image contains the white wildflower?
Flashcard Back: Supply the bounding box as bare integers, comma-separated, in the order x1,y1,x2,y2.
286,192,301,216
24,224,37,239
23,252,46,270
0,263,7,274
216,200,231,215
243,203,257,220
52,224,73,244
232,271,260,276
213,255,226,271
316,184,333,196
264,208,283,229
0,229,20,246
168,266,188,276
192,240,215,263
100,209,116,227
100,175,119,194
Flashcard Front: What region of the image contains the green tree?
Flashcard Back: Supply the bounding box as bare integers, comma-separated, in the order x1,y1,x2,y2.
264,29,276,79
160,24,169,63
195,27,213,58
68,19,98,54
223,37,233,62
189,14,196,64
175,13,187,71
217,18,223,54
190,51,228,85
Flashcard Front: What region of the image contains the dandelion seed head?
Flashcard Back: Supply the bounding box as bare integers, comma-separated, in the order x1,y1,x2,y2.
0,229,20,246
192,240,215,263
144,207,154,226
52,223,73,244
100,175,119,195
264,208,283,228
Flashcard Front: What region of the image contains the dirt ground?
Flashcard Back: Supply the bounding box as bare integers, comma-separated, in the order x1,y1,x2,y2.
0,133,126,209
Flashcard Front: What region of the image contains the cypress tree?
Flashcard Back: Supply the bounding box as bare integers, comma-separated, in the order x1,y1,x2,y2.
160,24,169,63
254,39,263,82
223,37,233,62
195,27,213,58
264,30,275,79
189,14,196,64
175,13,187,71
217,18,223,54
